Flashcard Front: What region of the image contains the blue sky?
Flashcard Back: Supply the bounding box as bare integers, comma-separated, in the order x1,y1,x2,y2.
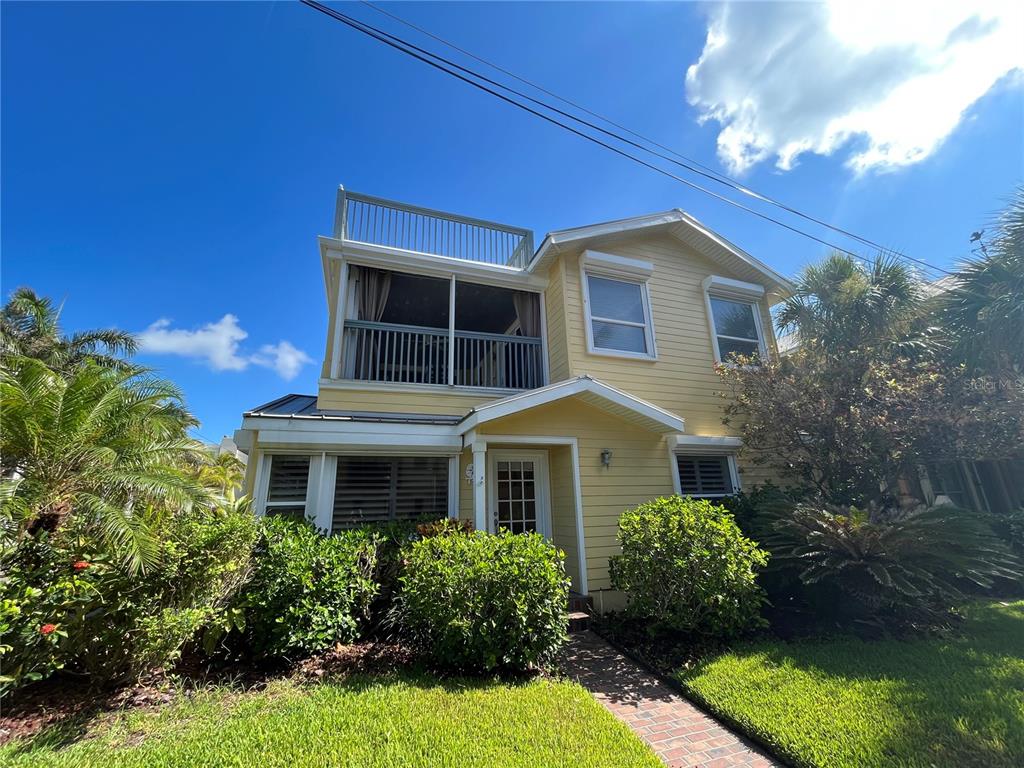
3,1,1022,442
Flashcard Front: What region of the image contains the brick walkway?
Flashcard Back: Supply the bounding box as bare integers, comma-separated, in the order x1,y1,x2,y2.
562,631,778,768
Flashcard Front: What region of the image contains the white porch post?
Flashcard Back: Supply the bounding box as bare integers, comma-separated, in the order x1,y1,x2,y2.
472,442,487,532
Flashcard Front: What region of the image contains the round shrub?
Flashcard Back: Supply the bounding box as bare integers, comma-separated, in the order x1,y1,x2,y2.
609,496,768,638
237,516,382,659
396,530,570,672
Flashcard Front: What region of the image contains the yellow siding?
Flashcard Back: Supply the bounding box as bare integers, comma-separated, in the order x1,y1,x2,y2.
558,234,778,435
543,259,570,383
458,447,473,522
317,386,493,415
548,444,580,589
478,398,676,591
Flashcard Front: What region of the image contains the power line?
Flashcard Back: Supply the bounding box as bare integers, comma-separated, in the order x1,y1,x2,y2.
301,1,954,278
359,0,904,259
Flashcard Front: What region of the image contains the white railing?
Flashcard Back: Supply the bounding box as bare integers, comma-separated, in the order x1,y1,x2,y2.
342,320,544,390
338,191,534,268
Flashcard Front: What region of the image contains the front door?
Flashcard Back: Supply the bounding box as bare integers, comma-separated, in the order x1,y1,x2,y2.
487,450,551,537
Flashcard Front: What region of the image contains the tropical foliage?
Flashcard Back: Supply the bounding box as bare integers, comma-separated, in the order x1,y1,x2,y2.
610,496,768,637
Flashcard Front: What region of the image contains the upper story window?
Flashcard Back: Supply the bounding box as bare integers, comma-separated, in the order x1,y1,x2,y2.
702,275,767,363
580,250,657,360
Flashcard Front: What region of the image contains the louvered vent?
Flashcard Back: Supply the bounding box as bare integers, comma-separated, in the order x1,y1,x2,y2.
334,456,447,530
676,455,733,496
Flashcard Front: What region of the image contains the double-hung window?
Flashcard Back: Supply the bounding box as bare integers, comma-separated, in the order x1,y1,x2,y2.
703,276,767,363
581,251,656,359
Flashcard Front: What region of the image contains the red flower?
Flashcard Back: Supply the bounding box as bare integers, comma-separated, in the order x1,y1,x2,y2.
73,560,91,571
40,624,57,636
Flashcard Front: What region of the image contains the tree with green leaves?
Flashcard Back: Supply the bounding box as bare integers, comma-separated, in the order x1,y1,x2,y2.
0,287,138,373
0,355,211,572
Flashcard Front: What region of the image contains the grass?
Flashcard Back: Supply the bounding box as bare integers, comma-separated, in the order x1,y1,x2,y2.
677,600,1024,768
1,673,661,768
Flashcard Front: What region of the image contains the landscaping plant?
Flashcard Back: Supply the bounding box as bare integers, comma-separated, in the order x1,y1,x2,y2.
609,496,769,638
396,529,570,672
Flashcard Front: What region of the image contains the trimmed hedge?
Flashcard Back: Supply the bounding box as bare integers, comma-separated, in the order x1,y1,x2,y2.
610,496,768,638
396,530,570,672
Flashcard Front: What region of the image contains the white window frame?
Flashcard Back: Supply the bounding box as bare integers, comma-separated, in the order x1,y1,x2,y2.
702,275,768,364
579,250,657,361
253,452,322,525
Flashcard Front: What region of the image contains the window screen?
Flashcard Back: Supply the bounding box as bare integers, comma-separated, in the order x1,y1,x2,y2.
586,274,650,354
709,297,762,361
265,455,311,518
333,456,448,530
676,455,735,496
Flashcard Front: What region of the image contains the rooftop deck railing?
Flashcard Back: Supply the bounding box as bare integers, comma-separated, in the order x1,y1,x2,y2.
337,190,534,269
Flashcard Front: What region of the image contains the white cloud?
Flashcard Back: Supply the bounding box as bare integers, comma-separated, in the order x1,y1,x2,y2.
685,1,1024,174
138,315,312,381
250,341,314,381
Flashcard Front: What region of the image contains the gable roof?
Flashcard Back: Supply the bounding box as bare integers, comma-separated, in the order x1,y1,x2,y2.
528,209,794,300
458,375,685,435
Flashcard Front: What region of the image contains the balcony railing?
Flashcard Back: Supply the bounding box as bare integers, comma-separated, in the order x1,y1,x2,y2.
342,320,544,390
338,191,534,268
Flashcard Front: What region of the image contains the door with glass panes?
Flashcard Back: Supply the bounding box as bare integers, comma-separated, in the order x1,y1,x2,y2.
487,451,551,537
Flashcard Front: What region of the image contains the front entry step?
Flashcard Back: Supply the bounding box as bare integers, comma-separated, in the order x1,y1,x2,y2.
567,592,593,633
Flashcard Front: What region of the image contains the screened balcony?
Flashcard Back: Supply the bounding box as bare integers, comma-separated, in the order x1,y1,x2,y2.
339,267,545,391
339,191,534,269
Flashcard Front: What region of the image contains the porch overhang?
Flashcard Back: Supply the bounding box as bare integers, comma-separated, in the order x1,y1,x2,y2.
457,375,685,435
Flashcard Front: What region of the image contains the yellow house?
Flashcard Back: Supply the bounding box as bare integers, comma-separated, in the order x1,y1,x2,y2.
234,187,793,609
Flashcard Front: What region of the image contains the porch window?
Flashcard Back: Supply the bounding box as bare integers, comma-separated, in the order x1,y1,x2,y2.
333,456,448,529
264,455,311,520
675,455,736,497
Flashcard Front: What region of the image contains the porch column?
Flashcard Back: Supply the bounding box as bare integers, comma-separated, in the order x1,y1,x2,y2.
472,442,487,532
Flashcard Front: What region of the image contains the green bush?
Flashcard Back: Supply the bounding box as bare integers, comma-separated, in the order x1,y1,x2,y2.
396,530,570,672
0,500,257,694
609,496,769,638
235,517,382,659
766,503,1023,629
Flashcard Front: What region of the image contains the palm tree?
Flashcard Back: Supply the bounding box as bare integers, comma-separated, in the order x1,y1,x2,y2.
0,356,210,571
199,450,247,501
0,287,138,373
943,187,1024,377
777,252,933,360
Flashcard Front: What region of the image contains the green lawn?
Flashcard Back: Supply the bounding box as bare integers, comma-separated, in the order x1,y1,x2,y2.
678,600,1024,768
2,673,660,768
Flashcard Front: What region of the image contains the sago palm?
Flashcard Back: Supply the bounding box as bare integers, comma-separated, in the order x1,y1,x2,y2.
0,287,138,373
0,356,210,571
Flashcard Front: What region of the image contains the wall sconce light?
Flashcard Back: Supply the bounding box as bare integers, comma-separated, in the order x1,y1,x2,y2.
601,449,613,468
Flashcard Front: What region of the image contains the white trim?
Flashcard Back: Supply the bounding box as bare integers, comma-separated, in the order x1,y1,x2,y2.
317,378,517,398
329,260,349,379
448,274,456,386
471,442,487,531
448,455,460,519
670,435,743,452
321,238,548,291
528,209,794,297
580,263,658,361
580,249,654,278
701,274,765,300
254,430,461,452
538,288,550,385
458,376,684,435
467,434,588,596
487,449,552,538
253,453,270,513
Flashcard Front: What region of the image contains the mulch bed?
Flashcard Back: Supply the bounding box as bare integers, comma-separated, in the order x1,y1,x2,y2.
0,640,414,746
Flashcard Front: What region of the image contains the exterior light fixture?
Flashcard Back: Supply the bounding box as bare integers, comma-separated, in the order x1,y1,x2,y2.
601,449,613,468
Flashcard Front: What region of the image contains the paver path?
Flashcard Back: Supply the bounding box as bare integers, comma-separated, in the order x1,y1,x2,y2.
563,631,779,768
